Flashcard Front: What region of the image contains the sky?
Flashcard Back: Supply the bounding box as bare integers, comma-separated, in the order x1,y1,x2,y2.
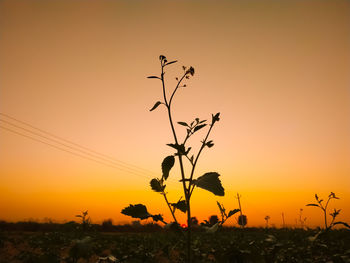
0,0,349,227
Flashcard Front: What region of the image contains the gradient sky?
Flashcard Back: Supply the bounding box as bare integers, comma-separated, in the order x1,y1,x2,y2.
1,0,349,227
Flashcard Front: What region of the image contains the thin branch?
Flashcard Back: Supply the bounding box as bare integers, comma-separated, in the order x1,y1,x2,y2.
188,123,215,198
162,191,178,224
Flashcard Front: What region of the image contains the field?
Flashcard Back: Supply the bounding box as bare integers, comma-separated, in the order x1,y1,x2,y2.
1,223,350,263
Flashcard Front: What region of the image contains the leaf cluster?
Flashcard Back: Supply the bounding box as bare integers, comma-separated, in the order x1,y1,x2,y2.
306,192,349,230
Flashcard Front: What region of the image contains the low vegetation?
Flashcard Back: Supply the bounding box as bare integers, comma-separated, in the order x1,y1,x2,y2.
1,223,349,263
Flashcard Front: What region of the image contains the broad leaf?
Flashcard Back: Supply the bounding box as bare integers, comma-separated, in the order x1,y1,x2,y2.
194,172,225,196
228,209,240,218
193,124,207,133
171,200,187,213
121,204,150,220
162,156,175,180
306,204,319,207
166,143,186,155
150,101,162,111
150,178,163,192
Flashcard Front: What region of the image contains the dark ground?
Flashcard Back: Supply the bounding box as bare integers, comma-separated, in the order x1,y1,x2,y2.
0,222,349,263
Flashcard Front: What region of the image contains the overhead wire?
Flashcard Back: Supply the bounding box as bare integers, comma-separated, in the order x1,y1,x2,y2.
0,112,156,176
0,125,153,180
0,118,156,178
0,113,180,185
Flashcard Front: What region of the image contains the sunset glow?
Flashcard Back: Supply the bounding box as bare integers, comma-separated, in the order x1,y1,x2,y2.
1,0,349,228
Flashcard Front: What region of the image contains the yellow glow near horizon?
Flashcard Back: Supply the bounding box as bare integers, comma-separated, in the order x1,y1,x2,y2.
0,0,349,227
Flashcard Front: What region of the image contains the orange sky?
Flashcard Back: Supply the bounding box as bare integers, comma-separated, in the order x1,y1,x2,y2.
0,0,349,227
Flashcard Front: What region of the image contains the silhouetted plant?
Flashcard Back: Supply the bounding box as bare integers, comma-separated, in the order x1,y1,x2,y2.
216,201,240,226
298,208,307,229
75,210,91,231
121,55,224,262
281,212,285,228
236,193,247,228
264,215,270,228
306,192,350,230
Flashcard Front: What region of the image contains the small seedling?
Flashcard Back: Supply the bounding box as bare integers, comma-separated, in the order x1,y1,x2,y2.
75,210,91,231
281,212,285,228
236,193,247,228
298,208,307,229
306,192,350,230
216,201,240,226
264,215,270,228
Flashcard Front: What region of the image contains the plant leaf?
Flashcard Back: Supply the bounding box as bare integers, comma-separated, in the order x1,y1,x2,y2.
228,209,240,218
151,214,164,222
193,124,207,133
306,204,320,207
150,178,163,192
162,156,175,180
121,204,151,220
333,221,350,229
165,60,177,66
147,76,161,79
171,200,187,213
206,140,214,148
216,201,225,214
177,121,188,127
150,101,162,111
166,143,186,155
194,172,225,196
212,112,220,123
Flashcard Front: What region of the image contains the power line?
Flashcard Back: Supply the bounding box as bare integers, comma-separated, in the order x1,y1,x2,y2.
0,112,156,176
0,113,179,185
0,125,153,180
0,118,156,178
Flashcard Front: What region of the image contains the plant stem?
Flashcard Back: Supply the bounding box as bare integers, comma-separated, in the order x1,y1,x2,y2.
161,64,192,263
188,123,214,198
162,192,178,224
323,197,331,229
237,193,244,228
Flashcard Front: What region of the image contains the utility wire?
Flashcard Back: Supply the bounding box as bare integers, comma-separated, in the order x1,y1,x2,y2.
0,112,156,176
0,125,152,180
0,113,179,185
0,118,155,178
0,125,163,182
